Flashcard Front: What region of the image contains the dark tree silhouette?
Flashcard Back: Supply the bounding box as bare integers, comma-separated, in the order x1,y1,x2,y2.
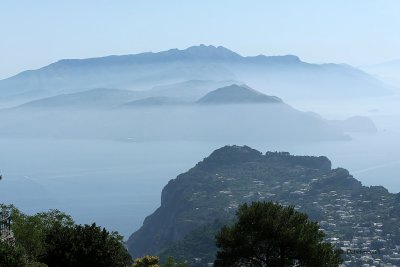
214,202,342,267
42,223,131,267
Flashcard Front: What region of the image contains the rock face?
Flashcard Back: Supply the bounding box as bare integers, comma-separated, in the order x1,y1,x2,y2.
126,146,400,266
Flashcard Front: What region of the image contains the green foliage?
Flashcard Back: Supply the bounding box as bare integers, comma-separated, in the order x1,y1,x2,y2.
11,208,74,262
132,255,161,267
42,223,131,267
214,201,342,267
131,256,187,267
0,241,27,267
1,206,130,267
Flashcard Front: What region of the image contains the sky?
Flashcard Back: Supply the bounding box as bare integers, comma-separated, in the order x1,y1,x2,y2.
1,0,400,79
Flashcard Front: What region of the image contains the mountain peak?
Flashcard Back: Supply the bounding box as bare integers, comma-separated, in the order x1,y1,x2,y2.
162,45,242,61
197,84,282,104
185,44,237,53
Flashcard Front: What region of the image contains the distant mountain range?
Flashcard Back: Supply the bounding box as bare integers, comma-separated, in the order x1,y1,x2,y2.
0,84,357,142
13,84,282,109
126,146,400,266
2,84,375,141
0,45,392,105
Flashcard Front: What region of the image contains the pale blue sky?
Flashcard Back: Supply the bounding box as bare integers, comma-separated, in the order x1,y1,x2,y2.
1,0,400,79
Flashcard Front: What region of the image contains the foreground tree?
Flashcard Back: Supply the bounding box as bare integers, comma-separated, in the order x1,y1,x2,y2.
1,206,132,266
215,202,342,267
11,208,74,262
42,223,131,267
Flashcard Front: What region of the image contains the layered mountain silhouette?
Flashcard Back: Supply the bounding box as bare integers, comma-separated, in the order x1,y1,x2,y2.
0,84,350,142
0,45,392,105
14,84,281,109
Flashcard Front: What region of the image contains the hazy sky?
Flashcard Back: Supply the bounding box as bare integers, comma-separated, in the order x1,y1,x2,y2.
1,0,400,79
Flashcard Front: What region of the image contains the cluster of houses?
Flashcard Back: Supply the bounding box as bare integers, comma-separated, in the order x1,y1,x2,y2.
218,173,400,266
187,166,400,266
317,192,400,267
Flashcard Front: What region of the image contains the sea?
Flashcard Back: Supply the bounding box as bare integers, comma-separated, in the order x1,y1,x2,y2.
1,96,400,238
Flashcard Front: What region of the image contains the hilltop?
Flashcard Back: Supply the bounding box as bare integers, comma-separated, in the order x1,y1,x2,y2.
197,84,282,104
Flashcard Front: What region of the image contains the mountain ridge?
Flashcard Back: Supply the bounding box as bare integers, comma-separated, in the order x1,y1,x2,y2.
29,45,299,68
0,45,391,103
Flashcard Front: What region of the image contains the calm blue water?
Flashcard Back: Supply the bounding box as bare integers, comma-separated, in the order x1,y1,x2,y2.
0,139,219,237
1,130,399,238
1,95,400,238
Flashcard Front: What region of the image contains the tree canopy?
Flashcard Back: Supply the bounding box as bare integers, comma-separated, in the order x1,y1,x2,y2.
11,207,74,262
1,206,131,267
131,255,161,267
214,201,342,267
131,255,188,267
0,241,27,267
42,223,131,267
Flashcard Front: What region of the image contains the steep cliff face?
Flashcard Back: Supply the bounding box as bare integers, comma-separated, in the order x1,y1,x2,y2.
126,146,265,257
126,146,400,265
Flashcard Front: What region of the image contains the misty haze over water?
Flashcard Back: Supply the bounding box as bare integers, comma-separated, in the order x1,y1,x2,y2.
1,45,400,238
1,97,400,237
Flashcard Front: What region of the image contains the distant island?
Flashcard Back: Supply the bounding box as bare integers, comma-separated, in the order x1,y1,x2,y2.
0,84,356,142
127,146,400,266
12,84,285,109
